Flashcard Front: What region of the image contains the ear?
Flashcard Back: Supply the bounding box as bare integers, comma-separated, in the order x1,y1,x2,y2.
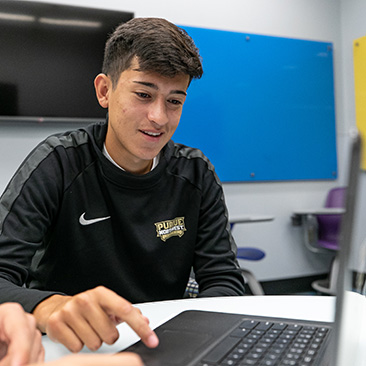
94,73,111,109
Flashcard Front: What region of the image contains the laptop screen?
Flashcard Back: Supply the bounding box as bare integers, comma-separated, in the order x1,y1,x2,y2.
332,131,366,366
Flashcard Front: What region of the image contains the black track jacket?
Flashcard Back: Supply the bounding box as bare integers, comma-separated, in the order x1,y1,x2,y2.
0,121,245,312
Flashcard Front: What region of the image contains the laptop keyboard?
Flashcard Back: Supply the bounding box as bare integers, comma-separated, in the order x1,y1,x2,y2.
196,318,330,366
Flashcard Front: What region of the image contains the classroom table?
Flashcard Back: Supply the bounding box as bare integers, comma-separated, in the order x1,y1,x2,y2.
42,295,337,361
229,215,275,225
292,208,345,216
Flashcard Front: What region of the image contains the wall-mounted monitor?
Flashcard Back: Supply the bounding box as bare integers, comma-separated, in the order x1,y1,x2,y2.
0,1,133,123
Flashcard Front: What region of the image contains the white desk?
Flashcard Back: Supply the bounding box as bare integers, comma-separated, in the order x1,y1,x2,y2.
229,215,275,224
43,295,335,361
292,208,345,216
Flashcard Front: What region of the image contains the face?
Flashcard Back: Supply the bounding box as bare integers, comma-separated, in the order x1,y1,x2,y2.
95,58,190,175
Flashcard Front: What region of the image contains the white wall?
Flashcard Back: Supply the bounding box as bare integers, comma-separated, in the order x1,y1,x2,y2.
3,0,361,282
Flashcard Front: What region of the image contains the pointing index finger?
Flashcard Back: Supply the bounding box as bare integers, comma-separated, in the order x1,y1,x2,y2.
95,287,159,348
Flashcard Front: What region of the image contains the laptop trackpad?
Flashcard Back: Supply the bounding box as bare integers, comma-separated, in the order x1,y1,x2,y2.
126,329,212,366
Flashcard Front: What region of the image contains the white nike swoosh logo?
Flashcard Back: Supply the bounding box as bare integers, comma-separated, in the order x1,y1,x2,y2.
79,212,111,226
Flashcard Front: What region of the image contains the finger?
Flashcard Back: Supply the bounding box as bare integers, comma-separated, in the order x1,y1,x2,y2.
61,292,119,350
27,331,45,364
25,315,45,364
0,304,42,366
81,353,143,366
117,306,158,348
68,353,143,366
46,315,84,353
35,345,45,365
63,315,102,352
27,352,143,366
79,301,120,346
111,353,144,366
45,293,112,352
112,309,150,326
0,331,44,366
93,287,159,348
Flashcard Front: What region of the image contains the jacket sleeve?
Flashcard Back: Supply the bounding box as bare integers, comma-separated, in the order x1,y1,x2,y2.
193,161,245,297
0,143,66,312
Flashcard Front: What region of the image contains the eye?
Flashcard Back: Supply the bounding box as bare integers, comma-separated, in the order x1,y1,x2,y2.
168,99,182,106
135,92,151,99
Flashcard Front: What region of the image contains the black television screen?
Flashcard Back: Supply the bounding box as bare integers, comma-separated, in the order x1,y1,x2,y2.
0,1,133,122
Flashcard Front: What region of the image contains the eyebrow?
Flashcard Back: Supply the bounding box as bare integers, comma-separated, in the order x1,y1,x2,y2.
133,81,187,96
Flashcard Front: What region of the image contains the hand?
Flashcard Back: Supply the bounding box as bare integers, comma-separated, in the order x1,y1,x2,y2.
33,286,159,352
0,303,44,366
28,353,143,366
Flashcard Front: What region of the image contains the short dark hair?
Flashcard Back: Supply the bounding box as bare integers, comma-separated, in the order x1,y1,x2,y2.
102,17,203,87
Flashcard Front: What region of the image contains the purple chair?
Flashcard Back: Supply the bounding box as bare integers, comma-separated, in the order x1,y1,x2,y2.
310,187,346,294
230,222,266,295
316,187,346,251
184,222,267,297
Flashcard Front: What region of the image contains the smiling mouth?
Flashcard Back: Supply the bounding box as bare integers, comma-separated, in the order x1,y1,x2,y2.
141,130,163,138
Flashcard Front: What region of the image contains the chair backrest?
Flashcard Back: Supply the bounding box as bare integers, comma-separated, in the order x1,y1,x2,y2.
325,187,347,208
317,187,347,250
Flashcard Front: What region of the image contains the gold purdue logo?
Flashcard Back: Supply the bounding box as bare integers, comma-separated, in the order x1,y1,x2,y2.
154,217,186,242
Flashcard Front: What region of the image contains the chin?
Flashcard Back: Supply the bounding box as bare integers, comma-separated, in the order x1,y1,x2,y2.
140,147,164,160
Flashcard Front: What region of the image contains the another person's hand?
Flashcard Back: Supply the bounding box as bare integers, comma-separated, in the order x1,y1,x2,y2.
0,302,44,366
29,353,143,366
33,286,159,352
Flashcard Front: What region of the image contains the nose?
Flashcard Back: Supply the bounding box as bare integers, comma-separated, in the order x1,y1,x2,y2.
148,99,169,127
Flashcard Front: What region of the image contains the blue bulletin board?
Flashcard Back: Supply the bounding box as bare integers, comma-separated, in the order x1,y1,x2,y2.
174,26,337,182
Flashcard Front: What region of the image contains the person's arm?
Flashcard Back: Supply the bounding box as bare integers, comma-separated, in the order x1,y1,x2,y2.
0,303,44,366
33,286,159,352
29,353,143,366
193,162,245,297
0,142,66,312
0,302,144,366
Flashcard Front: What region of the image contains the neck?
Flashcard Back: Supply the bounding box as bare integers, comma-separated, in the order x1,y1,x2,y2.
132,160,153,175
103,143,154,175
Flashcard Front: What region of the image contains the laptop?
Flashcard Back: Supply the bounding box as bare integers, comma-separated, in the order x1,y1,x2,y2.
123,131,365,366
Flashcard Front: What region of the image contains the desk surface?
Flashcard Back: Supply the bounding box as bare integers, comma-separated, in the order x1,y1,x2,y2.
43,295,335,361
229,215,275,224
292,208,345,215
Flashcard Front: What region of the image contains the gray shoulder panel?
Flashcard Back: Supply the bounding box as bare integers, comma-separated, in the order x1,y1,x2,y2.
172,143,221,186
0,129,89,234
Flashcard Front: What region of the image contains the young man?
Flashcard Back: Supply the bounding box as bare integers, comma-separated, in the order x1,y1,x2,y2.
0,18,245,352
0,303,142,366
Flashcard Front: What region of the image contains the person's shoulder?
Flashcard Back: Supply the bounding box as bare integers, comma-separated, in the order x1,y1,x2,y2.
22,122,105,170
43,122,101,148
171,142,210,163
35,122,106,155
166,141,218,183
